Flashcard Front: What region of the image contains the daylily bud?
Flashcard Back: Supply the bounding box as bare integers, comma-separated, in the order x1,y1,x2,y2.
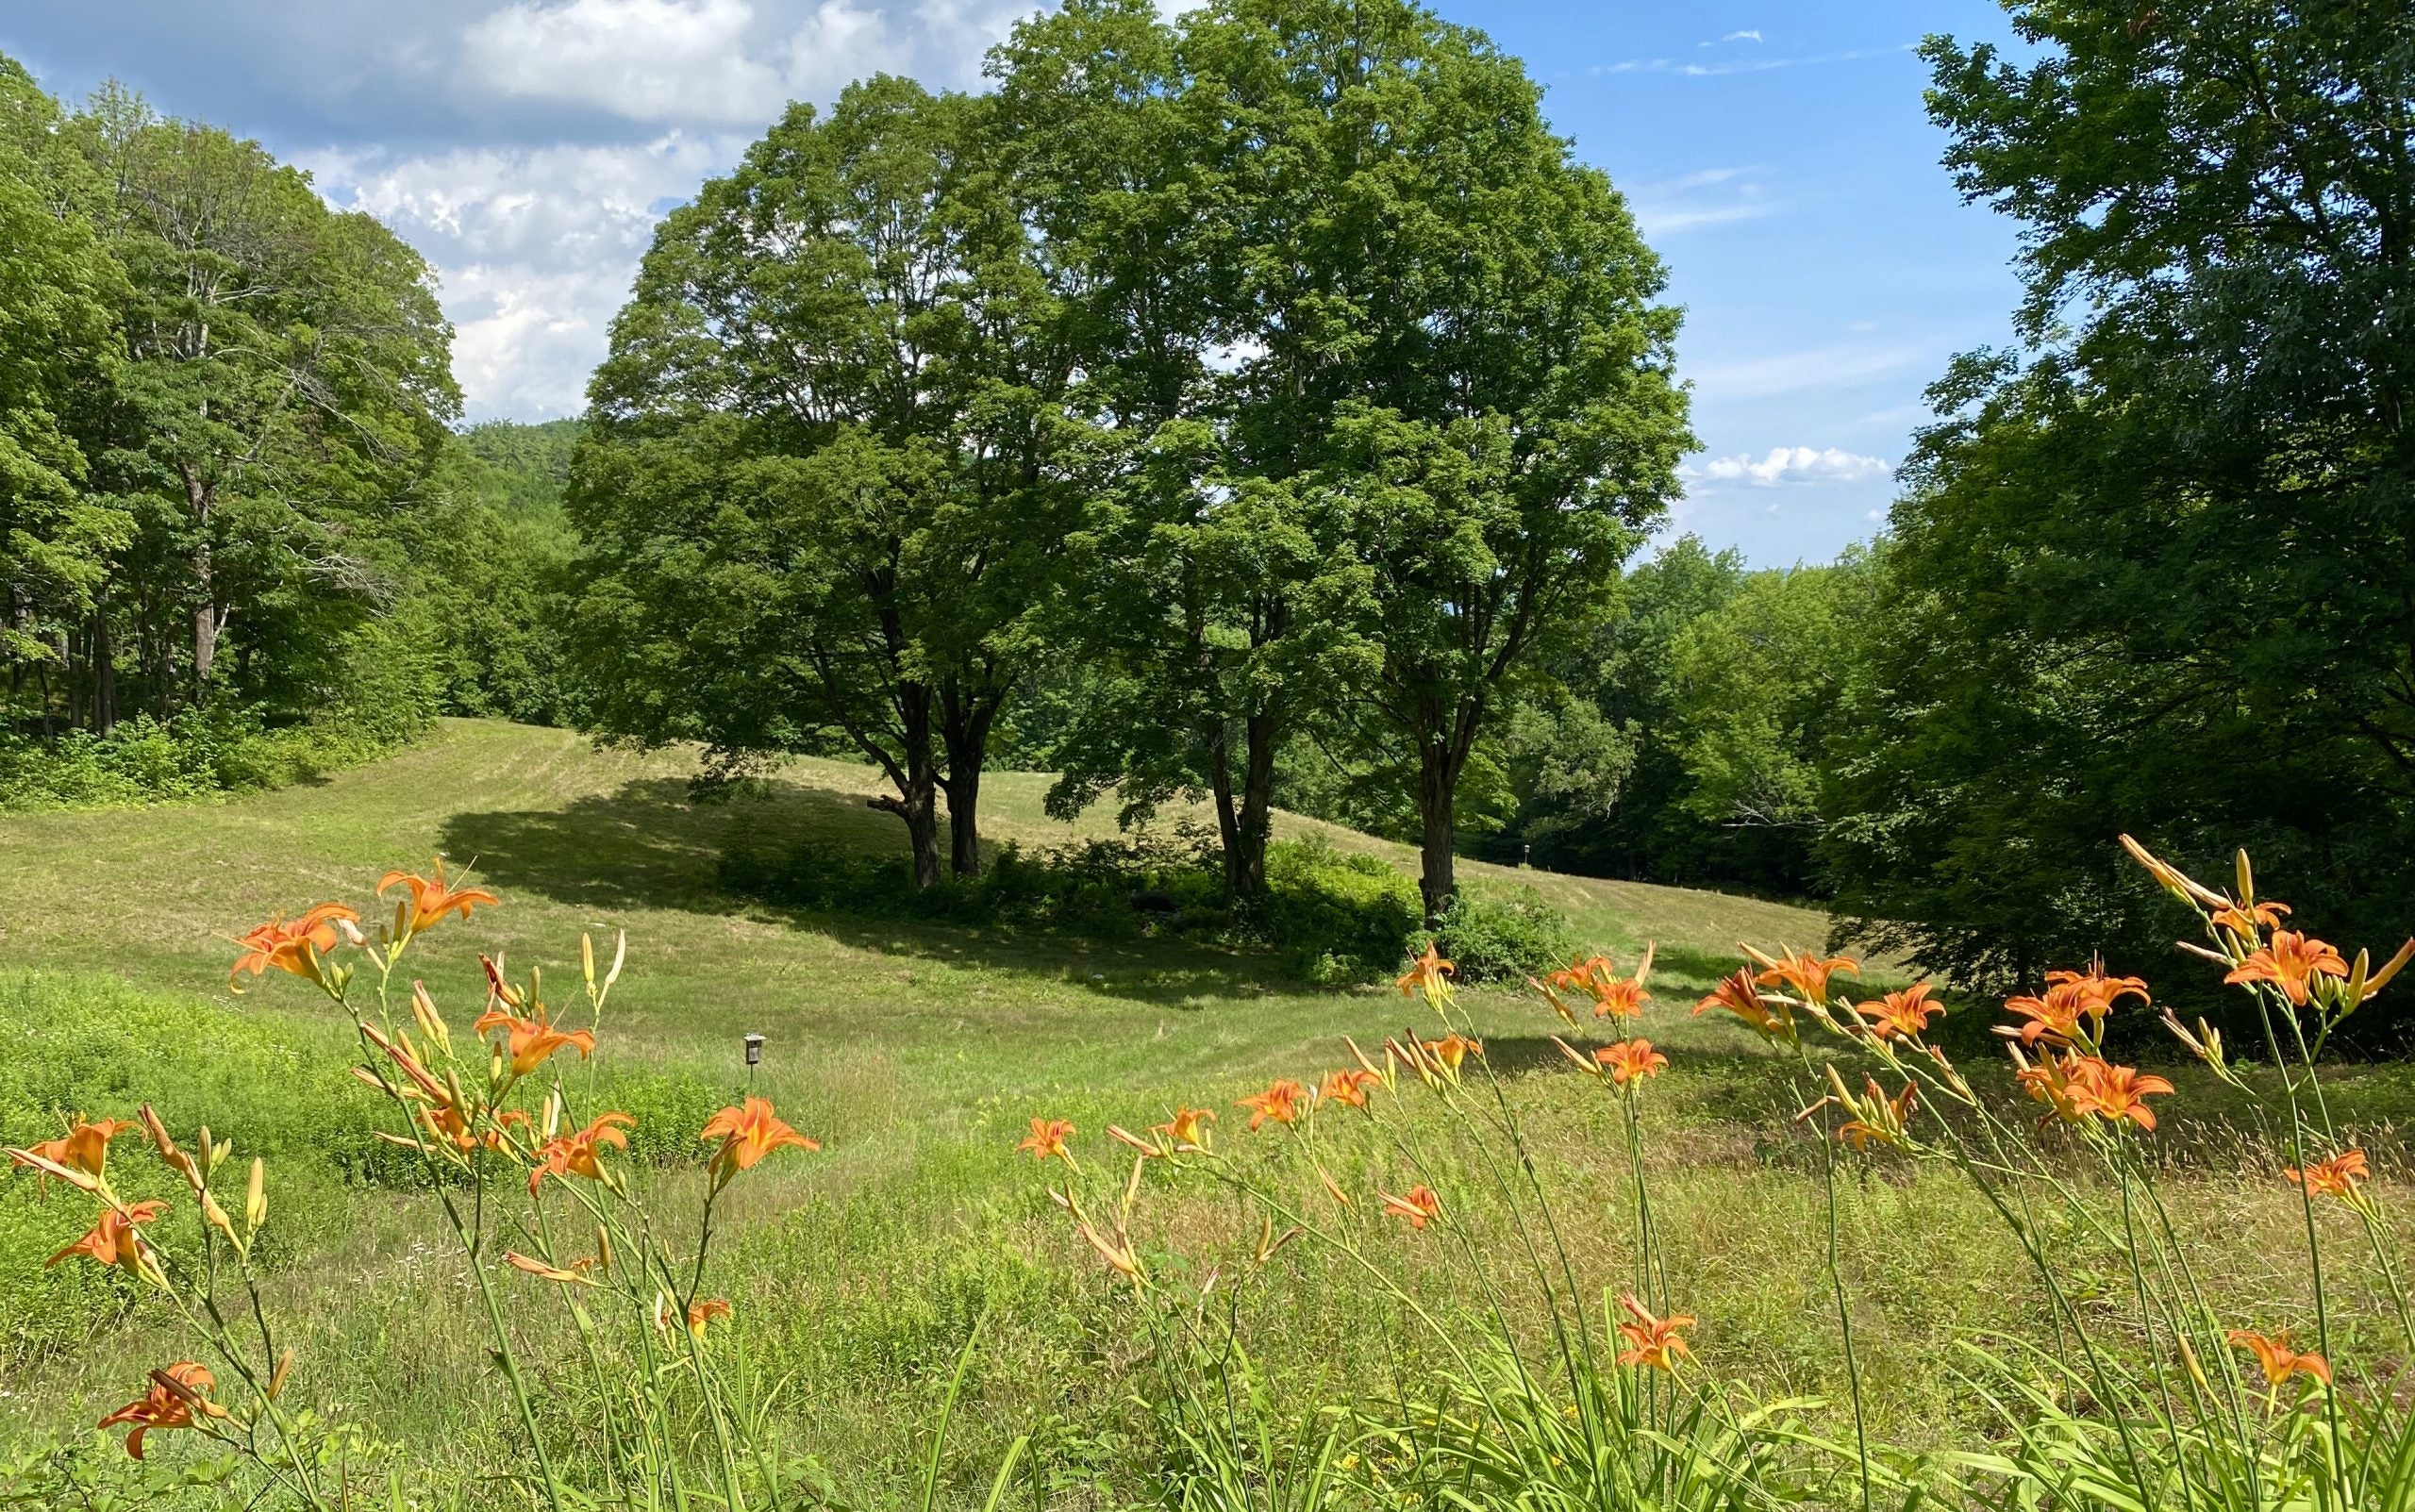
336,916,369,950
269,1348,293,1400
542,1091,562,1140
2235,849,2255,908
411,981,451,1056
203,1191,240,1248
595,1224,613,1275
581,933,596,993
244,1157,266,1232
605,931,626,993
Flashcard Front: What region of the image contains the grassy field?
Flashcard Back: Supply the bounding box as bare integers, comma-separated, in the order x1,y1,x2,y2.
3,719,2411,1505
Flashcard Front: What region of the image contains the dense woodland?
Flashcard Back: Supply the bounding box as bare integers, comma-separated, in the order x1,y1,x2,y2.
3,0,2410,1012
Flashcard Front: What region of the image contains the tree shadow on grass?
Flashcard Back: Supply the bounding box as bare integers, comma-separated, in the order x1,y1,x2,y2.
440,775,1322,1008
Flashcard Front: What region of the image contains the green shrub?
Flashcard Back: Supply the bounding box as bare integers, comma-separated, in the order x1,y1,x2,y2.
1256,837,1424,984
1414,886,1574,984
0,705,413,814
723,829,1429,984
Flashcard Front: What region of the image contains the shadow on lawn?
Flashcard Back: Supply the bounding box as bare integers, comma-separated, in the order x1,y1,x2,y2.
441,775,1316,1008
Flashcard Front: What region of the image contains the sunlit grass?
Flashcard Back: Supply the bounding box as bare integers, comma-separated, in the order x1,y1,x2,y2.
5,720,2412,1505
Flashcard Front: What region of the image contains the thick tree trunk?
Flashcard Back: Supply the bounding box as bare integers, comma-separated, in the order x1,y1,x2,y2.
867,681,946,889
872,782,945,890
1207,711,1280,897
944,763,982,877
938,690,1000,879
1234,710,1276,897
1417,740,1459,924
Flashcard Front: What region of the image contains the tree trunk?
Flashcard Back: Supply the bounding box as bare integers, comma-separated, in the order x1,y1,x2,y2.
1233,709,1276,897
1207,724,1243,893
866,681,945,889
944,763,982,877
938,690,1000,880
1417,740,1459,923
871,781,944,890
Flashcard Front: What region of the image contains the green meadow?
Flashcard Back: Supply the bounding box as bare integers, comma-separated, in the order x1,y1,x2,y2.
5,720,2412,1505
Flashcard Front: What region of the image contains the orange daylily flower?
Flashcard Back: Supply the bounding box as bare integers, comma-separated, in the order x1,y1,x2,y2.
2285,1149,2371,1202
1614,1294,1695,1371
1694,968,1791,1040
377,858,499,937
1423,1034,1483,1076
505,1251,598,1286
1397,943,1456,1005
1381,1185,1442,1230
700,1096,818,1188
527,1112,635,1197
1751,947,1858,1006
1018,1117,1078,1166
1320,1069,1380,1109
474,1005,597,1079
2000,986,2086,1048
2009,1046,2089,1127
686,1298,732,1339
16,1117,132,1192
2066,1057,2174,1132
49,1201,166,1279
228,903,358,991
1153,1105,1215,1151
2212,898,2290,936
1549,947,1655,1019
2228,1329,2331,1389
2225,931,2351,1006
99,1363,225,1459
2051,965,2152,1020
1238,1079,1308,1131
1595,1038,1669,1088
1854,983,1943,1040
2001,965,2145,1049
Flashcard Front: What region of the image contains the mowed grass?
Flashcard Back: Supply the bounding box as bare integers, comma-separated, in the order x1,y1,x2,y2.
3,718,2413,1504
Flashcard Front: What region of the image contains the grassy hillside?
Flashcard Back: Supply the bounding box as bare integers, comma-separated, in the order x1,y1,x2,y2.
3,721,2407,1506
0,717,1850,1087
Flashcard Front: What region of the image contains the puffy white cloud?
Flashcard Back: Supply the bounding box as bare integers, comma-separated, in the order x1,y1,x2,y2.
464,0,786,124
307,133,734,418
1690,446,1892,488
460,0,1034,125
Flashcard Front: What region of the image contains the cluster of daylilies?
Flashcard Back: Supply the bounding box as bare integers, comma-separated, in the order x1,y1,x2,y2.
7,862,819,1510
1015,837,2415,1506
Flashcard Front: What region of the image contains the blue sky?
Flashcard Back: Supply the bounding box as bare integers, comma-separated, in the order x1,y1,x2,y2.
3,0,2028,565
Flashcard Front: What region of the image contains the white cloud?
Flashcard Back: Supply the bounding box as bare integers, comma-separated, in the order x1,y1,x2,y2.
1690,446,1892,488
1708,29,1763,44
311,0,1048,419
1690,341,1927,400
460,0,1032,125
308,134,735,418
1596,43,1909,79
464,0,786,124
1628,163,1776,238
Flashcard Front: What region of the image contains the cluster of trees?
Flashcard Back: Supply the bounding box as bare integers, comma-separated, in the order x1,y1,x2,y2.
0,59,573,758
1825,0,2415,993
572,0,1692,917
577,0,2415,988
12,0,2407,1003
